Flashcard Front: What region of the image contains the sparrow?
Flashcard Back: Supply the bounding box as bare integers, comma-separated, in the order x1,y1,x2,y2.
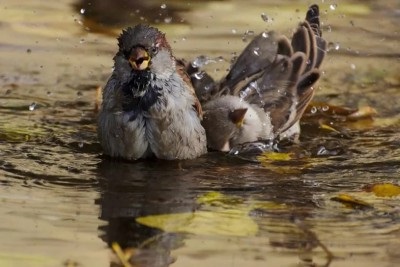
193,4,327,151
97,24,207,160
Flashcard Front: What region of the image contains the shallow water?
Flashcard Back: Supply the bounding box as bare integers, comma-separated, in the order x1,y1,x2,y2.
0,0,399,266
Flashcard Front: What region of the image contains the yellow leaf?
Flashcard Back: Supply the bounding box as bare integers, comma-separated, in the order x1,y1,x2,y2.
196,191,228,205
136,210,258,237
364,183,400,197
257,152,293,162
319,123,341,133
111,242,133,267
330,194,373,210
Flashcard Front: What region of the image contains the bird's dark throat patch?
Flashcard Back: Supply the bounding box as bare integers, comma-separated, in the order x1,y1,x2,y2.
121,71,161,121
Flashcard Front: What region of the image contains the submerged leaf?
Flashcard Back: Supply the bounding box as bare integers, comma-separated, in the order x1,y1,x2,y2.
257,151,293,162
136,210,258,237
136,192,293,237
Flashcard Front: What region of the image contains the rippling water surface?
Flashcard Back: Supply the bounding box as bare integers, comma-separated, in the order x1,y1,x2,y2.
0,0,399,266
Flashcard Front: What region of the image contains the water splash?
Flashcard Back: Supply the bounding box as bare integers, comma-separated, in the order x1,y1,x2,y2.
330,4,337,10
261,13,269,22
29,102,36,111
242,30,255,42
193,71,205,80
191,55,223,68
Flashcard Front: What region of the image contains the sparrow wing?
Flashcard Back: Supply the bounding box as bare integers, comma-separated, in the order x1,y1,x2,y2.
176,59,204,119
218,31,280,96
227,4,327,136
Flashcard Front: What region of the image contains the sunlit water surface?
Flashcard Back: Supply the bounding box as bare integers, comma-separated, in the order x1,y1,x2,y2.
0,0,399,266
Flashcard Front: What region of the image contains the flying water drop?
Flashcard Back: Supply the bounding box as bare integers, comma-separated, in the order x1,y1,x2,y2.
29,102,36,111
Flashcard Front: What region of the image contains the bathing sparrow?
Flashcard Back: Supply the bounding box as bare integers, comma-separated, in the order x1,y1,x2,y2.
98,25,207,160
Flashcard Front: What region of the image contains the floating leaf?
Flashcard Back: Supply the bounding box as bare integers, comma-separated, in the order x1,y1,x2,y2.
363,183,400,198
330,193,374,210
319,123,341,134
347,106,378,121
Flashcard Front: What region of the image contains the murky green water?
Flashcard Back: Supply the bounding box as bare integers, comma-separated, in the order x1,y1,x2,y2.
0,0,399,266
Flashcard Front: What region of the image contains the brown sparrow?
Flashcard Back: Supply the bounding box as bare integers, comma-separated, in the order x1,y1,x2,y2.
196,5,327,151
97,25,207,160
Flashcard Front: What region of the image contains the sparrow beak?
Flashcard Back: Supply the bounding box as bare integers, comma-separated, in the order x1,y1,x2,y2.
129,47,151,70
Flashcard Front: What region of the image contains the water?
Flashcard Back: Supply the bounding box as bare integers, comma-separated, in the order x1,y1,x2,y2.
0,0,399,266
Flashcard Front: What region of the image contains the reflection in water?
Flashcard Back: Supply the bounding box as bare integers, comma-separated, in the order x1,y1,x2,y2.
96,159,202,266
95,157,335,266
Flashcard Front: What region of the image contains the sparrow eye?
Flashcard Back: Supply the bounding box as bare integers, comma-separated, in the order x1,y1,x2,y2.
150,46,158,55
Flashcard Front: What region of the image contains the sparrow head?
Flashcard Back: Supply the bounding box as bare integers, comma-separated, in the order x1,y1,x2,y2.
113,25,176,94
202,95,266,151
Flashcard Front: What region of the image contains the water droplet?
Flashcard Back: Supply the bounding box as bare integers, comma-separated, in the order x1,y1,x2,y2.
327,42,340,51
253,47,260,56
330,4,337,10
160,3,167,9
231,28,237,34
245,30,255,36
164,17,172,23
241,30,254,42
239,91,248,99
261,13,269,22
310,106,317,114
78,142,84,148
322,105,329,112
261,32,269,38
80,8,85,14
191,55,208,68
29,102,36,111
182,37,186,41
193,71,205,80
326,25,332,32
350,63,356,70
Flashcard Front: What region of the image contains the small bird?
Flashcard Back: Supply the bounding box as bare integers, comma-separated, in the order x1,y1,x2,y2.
193,5,327,151
97,25,207,160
